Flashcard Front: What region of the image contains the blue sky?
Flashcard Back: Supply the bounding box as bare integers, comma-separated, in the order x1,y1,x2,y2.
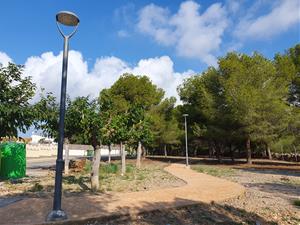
0,0,299,104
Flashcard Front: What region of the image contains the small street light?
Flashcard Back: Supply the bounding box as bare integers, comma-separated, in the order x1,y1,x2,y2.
183,114,189,167
46,11,79,222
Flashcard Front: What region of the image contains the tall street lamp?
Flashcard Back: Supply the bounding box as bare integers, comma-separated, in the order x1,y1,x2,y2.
183,114,189,167
47,11,79,222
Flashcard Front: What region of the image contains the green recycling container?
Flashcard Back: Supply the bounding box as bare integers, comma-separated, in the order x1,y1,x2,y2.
0,142,26,179
0,148,2,174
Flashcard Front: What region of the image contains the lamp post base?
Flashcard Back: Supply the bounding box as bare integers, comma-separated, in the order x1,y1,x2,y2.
46,210,68,222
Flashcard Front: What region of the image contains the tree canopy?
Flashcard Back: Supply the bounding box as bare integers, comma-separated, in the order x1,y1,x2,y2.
0,63,36,137
5,43,298,164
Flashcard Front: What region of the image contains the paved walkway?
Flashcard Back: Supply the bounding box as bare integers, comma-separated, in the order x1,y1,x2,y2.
0,164,245,225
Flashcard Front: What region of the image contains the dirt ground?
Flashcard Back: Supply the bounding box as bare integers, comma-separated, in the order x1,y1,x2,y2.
150,157,300,225
0,157,299,225
92,158,300,225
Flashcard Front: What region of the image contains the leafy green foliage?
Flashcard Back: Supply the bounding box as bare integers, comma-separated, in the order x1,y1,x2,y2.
33,91,59,139
178,48,297,159
148,97,182,150
34,94,102,147
100,73,164,147
293,199,300,207
66,96,102,147
0,63,36,137
32,44,300,159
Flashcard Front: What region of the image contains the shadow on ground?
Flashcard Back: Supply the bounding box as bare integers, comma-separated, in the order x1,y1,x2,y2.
42,198,278,225
0,188,276,225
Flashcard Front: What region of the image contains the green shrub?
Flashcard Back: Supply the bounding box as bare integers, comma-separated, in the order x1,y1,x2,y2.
294,199,300,207
192,165,235,177
83,160,92,173
30,183,43,192
100,163,119,175
126,164,135,173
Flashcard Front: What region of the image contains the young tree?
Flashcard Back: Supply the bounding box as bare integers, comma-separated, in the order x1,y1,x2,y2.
99,87,129,174
0,63,36,137
110,114,128,175
103,73,164,168
35,95,103,191
66,97,102,191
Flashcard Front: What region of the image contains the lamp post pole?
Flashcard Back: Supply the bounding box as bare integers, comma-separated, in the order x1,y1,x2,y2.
183,114,189,167
47,11,79,222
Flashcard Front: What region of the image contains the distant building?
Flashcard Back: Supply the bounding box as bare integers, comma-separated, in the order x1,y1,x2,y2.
30,134,55,144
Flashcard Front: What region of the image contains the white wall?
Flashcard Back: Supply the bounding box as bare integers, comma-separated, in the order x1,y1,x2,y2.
26,144,121,158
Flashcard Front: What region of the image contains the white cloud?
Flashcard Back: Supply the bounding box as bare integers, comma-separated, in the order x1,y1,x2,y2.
137,1,228,66
21,50,193,102
129,56,193,98
225,0,242,14
117,30,130,38
234,0,300,39
0,52,13,66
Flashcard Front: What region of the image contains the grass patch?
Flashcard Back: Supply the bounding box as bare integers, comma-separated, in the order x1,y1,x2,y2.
93,161,183,193
191,165,236,177
0,160,185,196
83,160,92,173
293,199,300,207
100,163,119,177
30,183,43,192
279,178,300,187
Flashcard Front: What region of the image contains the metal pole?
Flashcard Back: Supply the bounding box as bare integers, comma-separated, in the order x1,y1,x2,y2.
47,36,69,221
184,115,189,167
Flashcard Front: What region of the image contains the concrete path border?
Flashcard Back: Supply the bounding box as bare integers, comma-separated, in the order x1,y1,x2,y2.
0,164,245,225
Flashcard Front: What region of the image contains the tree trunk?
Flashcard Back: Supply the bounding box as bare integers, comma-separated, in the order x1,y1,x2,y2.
230,143,235,163
293,145,298,162
64,142,70,175
136,141,142,169
215,143,222,163
194,148,197,157
91,145,101,192
209,142,215,158
142,145,146,159
121,142,126,176
108,144,112,164
217,151,222,163
266,144,272,160
208,146,213,158
262,147,267,158
246,137,252,164
164,144,167,158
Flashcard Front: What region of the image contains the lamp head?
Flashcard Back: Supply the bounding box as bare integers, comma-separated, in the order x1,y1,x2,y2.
183,114,189,117
56,11,79,26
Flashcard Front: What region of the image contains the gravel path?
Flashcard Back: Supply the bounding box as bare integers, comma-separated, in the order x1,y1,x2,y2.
222,168,300,225
0,163,245,225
